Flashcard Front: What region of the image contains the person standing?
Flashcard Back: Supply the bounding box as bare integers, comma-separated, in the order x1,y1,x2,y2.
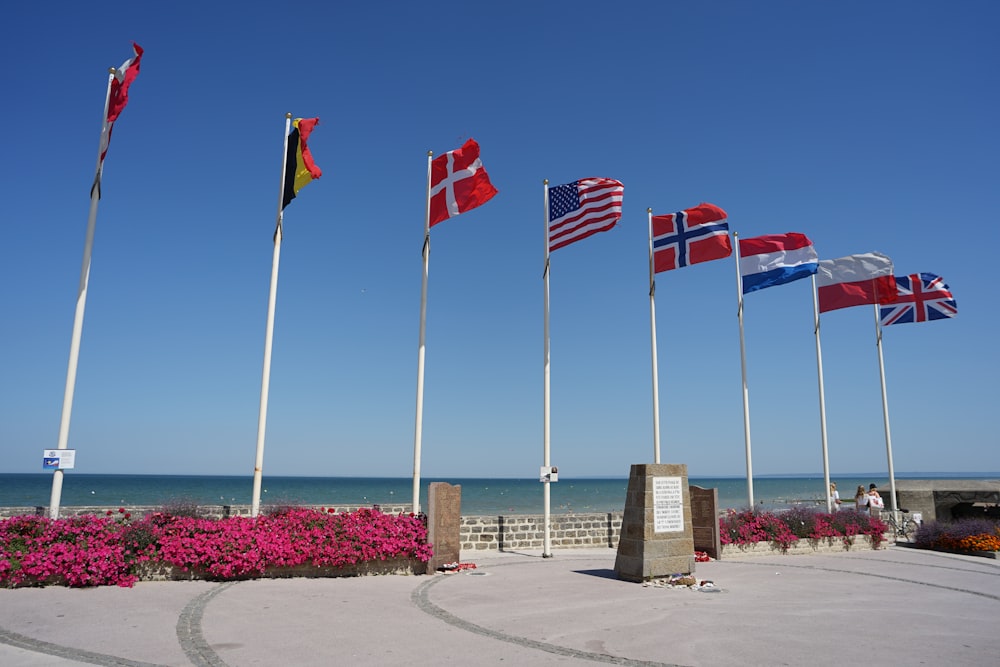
868,483,885,514
854,485,869,512
830,482,842,511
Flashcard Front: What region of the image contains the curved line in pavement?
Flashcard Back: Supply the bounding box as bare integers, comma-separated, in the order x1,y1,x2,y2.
412,575,685,667
0,625,167,667
730,559,1000,601
850,551,1000,576
0,580,238,667
176,581,237,667
414,552,998,665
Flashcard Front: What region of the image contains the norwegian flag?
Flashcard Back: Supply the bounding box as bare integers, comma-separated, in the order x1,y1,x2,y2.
428,139,498,226
879,272,958,326
651,203,731,273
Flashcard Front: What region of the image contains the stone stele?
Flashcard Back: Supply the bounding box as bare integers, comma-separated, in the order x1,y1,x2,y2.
614,463,695,582
426,482,462,573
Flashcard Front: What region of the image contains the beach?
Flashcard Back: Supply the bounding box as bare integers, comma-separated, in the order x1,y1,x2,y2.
6,473,995,516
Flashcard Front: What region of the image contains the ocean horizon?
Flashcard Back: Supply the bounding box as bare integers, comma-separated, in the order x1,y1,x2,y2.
3,472,997,515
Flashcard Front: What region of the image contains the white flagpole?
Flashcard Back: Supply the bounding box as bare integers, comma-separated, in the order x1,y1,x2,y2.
873,303,898,512
647,209,661,463
812,276,833,512
251,113,292,518
731,232,755,508
542,180,552,558
412,151,433,514
48,68,117,520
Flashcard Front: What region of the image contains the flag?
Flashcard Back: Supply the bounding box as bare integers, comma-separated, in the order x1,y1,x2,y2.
816,252,897,313
548,178,624,252
429,139,497,226
739,232,818,294
282,118,322,209
879,273,957,326
107,43,143,124
651,203,731,272
95,43,143,192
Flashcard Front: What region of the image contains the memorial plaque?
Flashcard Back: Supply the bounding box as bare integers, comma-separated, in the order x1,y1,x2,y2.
614,463,695,582
653,476,684,533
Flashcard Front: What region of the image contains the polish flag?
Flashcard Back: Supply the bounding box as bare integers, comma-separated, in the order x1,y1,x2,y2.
817,252,897,313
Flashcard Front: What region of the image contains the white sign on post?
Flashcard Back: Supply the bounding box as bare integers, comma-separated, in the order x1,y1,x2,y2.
653,476,684,533
43,449,76,470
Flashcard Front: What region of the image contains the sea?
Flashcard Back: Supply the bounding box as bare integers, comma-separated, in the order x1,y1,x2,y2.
2,472,997,515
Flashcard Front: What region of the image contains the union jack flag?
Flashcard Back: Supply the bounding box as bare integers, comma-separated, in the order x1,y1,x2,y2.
879,273,958,326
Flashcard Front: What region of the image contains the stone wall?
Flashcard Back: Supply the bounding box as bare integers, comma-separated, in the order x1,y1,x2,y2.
720,534,887,558
459,512,623,552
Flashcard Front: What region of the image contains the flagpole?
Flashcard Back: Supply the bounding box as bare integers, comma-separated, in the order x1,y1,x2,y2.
411,151,434,514
251,113,292,518
647,209,661,464
812,275,833,512
730,232,755,508
48,68,117,520
542,180,552,558
873,303,898,512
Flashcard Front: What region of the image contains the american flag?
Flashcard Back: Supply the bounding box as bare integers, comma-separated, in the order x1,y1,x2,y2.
879,273,958,326
548,177,624,252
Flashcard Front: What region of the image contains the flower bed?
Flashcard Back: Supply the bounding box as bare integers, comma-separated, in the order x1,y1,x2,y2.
719,506,888,554
911,517,1000,558
0,506,433,588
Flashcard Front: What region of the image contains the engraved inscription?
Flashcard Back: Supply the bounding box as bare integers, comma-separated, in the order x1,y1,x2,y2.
653,476,684,533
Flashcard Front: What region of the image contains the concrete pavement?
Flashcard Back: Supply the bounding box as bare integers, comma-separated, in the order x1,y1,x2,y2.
1,545,998,666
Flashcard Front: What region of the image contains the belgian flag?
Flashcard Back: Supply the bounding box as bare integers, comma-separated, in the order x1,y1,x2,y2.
282,118,322,209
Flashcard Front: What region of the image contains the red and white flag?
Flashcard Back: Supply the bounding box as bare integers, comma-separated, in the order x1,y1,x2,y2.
651,202,729,271
98,43,144,166
428,139,498,226
817,252,898,312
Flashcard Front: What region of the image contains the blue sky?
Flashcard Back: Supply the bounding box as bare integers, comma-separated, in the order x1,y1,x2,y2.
1,1,997,481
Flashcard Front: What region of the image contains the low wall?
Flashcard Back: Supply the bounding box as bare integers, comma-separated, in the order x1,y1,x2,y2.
460,512,623,553
0,505,624,553
720,534,887,558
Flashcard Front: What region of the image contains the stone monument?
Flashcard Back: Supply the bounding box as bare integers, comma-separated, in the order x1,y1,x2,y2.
614,463,695,582
689,485,721,560
425,482,462,574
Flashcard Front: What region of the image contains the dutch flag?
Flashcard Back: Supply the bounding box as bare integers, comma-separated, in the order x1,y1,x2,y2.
739,232,818,294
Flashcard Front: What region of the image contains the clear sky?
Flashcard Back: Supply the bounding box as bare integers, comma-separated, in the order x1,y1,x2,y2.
1,1,997,481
